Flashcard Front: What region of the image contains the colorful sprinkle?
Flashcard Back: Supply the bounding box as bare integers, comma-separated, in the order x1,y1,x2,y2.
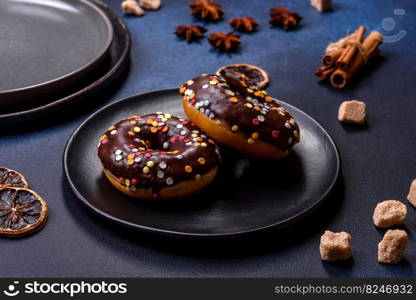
251,132,259,140
157,171,165,179
146,161,154,167
143,167,150,174
247,138,255,144
195,174,202,181
159,161,167,169
185,165,193,173
115,155,122,161
198,157,206,165
272,130,280,138
166,177,174,185
231,125,239,132
252,119,260,125
294,130,299,138
230,97,238,103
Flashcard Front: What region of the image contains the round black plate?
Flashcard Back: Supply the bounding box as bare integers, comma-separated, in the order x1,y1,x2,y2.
0,0,113,110
64,89,340,238
0,0,130,127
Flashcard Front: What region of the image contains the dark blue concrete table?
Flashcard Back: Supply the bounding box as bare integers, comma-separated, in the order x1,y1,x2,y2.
1,0,415,277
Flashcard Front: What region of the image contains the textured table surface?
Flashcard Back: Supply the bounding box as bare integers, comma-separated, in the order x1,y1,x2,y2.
1,0,415,277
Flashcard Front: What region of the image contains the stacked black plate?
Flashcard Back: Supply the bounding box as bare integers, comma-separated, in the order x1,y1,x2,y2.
0,0,131,127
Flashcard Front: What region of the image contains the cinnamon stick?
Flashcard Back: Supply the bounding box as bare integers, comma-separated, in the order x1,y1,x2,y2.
330,31,383,88
315,65,336,81
322,48,343,66
336,26,366,70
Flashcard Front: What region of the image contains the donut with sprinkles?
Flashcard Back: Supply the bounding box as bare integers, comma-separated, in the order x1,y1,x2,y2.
97,113,221,199
180,74,300,159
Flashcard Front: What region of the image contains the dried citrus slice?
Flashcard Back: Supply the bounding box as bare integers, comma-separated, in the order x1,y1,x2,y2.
0,167,28,189
0,188,48,237
216,63,270,89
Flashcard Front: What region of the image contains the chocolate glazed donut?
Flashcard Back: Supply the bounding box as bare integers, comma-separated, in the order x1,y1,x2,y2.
180,74,300,159
97,113,221,199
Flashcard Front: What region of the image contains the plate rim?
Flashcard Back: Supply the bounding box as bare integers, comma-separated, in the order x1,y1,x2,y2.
0,0,130,122
0,0,114,96
64,88,341,238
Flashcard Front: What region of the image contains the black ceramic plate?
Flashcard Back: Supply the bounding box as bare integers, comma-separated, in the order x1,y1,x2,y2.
0,0,114,111
0,0,130,127
64,89,340,238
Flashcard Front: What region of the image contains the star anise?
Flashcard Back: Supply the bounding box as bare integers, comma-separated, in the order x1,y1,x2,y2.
189,0,224,22
208,32,240,52
229,17,259,33
175,24,207,42
269,6,302,30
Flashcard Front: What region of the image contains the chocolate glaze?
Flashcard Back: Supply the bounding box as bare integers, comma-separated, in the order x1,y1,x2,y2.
97,113,221,196
218,66,264,88
180,74,300,151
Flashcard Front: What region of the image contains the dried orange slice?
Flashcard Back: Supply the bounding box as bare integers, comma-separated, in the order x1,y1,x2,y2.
216,63,270,89
0,167,28,189
0,188,48,237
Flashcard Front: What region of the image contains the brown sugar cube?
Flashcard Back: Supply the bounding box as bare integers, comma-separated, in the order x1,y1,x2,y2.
311,0,332,12
407,179,416,207
121,0,145,16
378,229,408,264
139,0,161,10
338,100,366,125
373,200,407,228
320,230,352,262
